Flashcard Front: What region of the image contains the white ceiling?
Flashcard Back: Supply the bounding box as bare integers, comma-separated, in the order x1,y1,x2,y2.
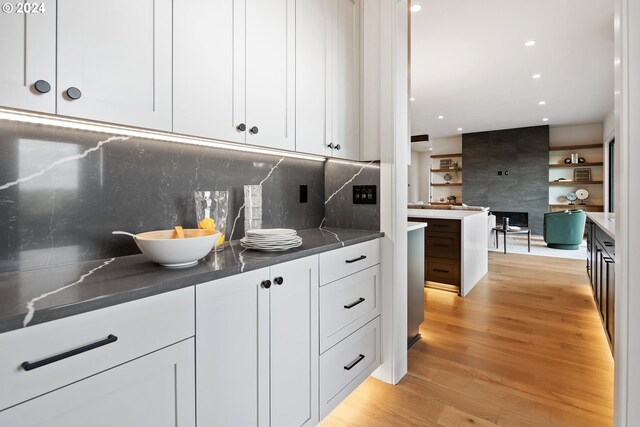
410,0,615,139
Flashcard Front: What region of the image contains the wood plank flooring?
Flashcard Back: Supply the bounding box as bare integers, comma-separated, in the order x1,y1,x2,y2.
320,252,614,427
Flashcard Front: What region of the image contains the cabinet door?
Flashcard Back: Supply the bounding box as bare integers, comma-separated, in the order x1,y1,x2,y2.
245,0,296,151
329,0,361,160
196,268,269,427
57,0,172,130
0,0,56,113
269,256,319,427
296,0,332,157
605,257,615,347
174,0,246,143
0,339,195,426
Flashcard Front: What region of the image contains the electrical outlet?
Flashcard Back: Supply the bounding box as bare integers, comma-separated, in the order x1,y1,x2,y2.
353,185,377,204
497,171,503,176
299,185,308,203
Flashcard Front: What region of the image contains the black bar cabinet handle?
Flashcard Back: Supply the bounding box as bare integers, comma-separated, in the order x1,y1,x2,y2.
345,255,366,264
604,242,614,247
433,268,449,273
344,354,365,371
344,297,365,309
21,334,118,372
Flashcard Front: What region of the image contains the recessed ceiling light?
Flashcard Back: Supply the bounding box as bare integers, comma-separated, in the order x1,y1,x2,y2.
524,40,536,47
429,148,433,151
532,74,542,79
542,118,549,122
614,59,620,66
410,97,415,101
457,128,463,131
538,101,546,105
410,3,422,12
437,115,444,119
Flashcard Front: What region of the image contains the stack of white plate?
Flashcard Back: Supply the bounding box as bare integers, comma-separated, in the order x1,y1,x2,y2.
240,228,302,252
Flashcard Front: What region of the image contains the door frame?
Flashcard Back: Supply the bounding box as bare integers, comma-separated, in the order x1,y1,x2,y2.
614,0,639,425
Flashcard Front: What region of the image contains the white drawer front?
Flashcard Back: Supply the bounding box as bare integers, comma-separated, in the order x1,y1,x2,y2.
319,316,381,419
0,287,194,411
320,265,381,353
319,239,380,286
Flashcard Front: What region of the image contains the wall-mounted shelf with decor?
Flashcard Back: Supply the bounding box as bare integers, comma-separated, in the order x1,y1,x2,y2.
430,152,462,159
548,144,603,151
549,180,604,185
548,141,604,212
429,153,462,204
430,202,463,206
430,168,463,172
548,204,604,213
549,162,603,168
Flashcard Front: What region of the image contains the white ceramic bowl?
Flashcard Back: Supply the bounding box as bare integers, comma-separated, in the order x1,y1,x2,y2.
132,229,219,267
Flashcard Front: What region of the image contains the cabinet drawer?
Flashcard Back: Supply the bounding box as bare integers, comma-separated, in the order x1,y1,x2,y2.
319,239,380,285
320,316,381,419
424,218,460,234
426,258,460,286
0,287,194,411
596,229,615,258
320,266,381,353
425,231,460,260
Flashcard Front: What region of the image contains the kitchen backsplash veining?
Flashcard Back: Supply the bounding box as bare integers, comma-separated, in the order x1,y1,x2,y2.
0,121,380,273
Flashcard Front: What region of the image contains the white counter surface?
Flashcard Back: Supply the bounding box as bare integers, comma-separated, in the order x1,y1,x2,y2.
407,222,428,232
586,212,615,239
408,209,487,220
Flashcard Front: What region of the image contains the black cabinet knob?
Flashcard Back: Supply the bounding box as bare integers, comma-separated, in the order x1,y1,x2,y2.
274,277,284,285
249,126,259,135
335,144,341,150
261,280,271,289
237,123,246,132
328,143,335,149
66,87,82,100
34,80,51,94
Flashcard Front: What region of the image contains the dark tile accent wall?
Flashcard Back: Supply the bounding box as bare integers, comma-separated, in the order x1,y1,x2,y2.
324,160,381,231
462,126,549,234
0,121,326,273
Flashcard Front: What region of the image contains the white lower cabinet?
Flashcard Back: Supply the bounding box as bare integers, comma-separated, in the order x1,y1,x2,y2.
196,255,319,427
320,316,381,419
0,339,195,427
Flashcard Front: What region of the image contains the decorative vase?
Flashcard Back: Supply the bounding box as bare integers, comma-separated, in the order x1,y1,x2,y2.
195,190,228,251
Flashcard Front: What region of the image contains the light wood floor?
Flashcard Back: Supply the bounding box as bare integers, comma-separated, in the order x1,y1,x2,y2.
320,252,614,427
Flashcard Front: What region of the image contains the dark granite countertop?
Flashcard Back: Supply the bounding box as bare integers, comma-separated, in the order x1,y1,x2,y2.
0,228,383,334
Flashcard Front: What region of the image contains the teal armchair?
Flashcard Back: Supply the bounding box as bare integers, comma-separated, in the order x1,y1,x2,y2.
544,210,587,250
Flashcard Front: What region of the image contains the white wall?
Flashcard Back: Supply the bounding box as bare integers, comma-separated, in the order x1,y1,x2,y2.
408,150,420,202
407,150,430,203
549,123,605,207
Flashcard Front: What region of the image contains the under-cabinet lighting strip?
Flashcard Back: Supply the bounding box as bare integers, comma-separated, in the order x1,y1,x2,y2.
0,108,327,162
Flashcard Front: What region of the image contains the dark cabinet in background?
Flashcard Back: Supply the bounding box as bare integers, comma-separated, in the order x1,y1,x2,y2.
586,218,615,353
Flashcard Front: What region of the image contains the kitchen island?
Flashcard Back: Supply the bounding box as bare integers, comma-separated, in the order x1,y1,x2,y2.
408,209,488,297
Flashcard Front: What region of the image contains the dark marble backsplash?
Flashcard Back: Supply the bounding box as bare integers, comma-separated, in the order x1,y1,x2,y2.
324,160,380,231
0,121,381,273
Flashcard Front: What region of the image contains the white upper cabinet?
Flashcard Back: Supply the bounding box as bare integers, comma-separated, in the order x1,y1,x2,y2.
245,0,296,151
173,0,245,143
330,0,361,160
174,0,294,150
296,0,331,157
296,0,362,160
0,0,56,114
56,0,172,130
